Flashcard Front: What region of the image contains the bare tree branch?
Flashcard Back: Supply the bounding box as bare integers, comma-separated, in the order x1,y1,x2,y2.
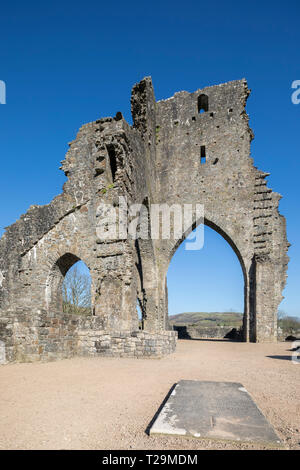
62,265,91,314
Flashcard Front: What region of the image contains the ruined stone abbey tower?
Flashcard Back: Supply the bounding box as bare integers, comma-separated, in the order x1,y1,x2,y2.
0,77,289,363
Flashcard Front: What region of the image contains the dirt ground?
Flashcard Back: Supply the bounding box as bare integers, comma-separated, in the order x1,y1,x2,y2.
0,339,299,450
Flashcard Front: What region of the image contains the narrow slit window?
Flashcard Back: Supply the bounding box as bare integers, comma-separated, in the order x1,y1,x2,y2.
198,94,209,114
200,146,206,164
107,144,117,181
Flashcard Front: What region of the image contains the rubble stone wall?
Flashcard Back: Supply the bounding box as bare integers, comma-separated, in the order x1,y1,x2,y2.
0,310,177,363
0,76,289,363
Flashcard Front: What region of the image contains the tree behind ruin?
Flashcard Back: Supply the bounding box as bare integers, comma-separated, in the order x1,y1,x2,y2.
62,266,91,315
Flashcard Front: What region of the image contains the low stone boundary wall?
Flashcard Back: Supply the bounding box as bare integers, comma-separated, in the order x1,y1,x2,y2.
0,309,177,363
78,329,177,358
277,328,300,342
173,325,238,340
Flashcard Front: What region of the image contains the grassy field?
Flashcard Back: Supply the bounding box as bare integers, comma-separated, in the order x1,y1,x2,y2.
169,311,243,328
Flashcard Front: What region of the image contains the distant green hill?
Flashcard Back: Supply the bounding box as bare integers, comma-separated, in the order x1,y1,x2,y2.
169,312,243,328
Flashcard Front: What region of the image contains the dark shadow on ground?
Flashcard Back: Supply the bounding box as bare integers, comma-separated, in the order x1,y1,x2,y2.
266,355,293,361
145,383,177,436
178,337,240,343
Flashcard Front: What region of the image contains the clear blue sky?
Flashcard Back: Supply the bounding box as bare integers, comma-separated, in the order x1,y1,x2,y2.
0,1,299,317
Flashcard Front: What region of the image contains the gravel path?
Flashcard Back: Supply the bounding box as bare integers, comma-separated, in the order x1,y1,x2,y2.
0,339,299,450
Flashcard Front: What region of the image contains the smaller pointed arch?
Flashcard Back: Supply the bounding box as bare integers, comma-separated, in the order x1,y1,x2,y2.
46,253,92,314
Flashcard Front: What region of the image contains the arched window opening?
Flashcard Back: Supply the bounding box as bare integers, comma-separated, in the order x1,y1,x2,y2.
62,260,92,315
198,94,209,114
167,225,244,340
46,253,92,315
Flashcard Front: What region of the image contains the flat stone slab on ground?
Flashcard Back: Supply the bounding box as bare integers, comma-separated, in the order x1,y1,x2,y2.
150,380,281,446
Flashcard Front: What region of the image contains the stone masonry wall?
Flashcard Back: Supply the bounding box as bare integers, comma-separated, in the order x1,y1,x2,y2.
0,76,289,363
174,325,238,340
0,310,177,363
